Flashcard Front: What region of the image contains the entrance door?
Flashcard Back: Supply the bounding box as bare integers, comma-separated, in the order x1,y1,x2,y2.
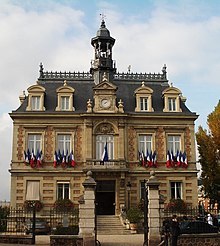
96,180,115,215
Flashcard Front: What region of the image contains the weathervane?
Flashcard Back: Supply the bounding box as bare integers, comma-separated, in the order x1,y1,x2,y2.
100,13,106,22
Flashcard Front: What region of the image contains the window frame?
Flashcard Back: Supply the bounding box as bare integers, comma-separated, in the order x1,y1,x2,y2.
140,97,148,111
138,134,152,154
170,181,182,199
27,134,42,153
168,97,176,111
96,135,114,160
31,96,40,110
57,134,71,154
26,180,40,200
61,96,70,111
167,135,181,154
57,182,70,200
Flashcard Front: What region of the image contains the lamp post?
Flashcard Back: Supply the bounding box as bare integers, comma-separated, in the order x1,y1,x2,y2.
127,181,131,210
143,179,148,246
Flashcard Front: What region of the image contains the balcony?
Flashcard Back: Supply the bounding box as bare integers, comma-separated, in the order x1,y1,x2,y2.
83,160,128,172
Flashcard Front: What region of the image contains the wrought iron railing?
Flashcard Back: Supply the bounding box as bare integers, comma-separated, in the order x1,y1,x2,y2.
85,160,127,170
38,63,167,81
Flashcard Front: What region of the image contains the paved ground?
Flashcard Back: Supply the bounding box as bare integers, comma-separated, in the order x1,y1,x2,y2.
0,234,145,246
97,234,144,246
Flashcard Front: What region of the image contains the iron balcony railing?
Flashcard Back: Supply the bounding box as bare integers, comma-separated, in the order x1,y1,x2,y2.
84,160,128,171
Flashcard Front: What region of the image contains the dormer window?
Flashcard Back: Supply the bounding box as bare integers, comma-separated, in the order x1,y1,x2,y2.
140,97,148,111
26,84,45,111
162,85,182,112
31,96,40,110
135,82,154,112
56,81,75,111
168,97,176,111
61,96,70,111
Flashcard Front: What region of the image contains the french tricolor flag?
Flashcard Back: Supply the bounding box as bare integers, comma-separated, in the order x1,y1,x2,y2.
102,142,109,162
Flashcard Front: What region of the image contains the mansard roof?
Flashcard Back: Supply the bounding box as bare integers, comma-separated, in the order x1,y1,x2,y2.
14,66,195,116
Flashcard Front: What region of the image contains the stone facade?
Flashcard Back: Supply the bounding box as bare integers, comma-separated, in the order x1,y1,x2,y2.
9,20,198,217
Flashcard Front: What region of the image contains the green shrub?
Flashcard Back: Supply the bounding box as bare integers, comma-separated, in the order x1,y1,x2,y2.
126,207,142,223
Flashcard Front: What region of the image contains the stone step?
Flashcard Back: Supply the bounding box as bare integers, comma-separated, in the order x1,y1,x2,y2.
96,215,131,235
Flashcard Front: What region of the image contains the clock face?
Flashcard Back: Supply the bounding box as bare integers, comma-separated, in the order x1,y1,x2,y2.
101,98,111,108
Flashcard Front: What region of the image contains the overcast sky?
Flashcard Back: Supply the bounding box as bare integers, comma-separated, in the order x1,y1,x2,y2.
1,0,220,201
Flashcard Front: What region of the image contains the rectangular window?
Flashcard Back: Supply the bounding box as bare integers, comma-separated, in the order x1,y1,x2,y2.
168,98,176,111
57,134,71,153
57,183,70,199
61,96,70,111
170,181,182,199
139,135,152,154
26,181,40,200
96,135,114,160
140,97,148,111
167,135,180,154
31,96,40,110
28,134,41,153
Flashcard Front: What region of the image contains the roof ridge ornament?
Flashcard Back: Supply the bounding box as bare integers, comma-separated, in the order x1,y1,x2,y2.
100,13,106,27
102,72,108,82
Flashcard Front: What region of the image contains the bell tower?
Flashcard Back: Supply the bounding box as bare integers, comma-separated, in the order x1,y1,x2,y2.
90,20,116,84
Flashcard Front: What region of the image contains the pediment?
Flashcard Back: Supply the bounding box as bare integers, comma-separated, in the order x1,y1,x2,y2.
56,85,75,93
27,85,45,93
93,81,117,91
134,86,153,95
162,86,181,95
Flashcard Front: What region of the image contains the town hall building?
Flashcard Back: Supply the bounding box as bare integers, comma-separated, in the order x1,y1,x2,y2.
9,20,198,215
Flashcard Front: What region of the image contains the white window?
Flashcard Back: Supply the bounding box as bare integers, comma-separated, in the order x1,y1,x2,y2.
139,135,152,154
140,97,148,111
28,134,41,153
168,98,176,111
61,96,70,111
57,183,70,199
96,135,114,160
167,135,180,154
31,96,40,110
26,181,40,200
170,181,182,199
57,134,71,153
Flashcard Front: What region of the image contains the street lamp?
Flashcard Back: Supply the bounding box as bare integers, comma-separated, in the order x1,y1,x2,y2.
143,179,148,246
127,181,131,210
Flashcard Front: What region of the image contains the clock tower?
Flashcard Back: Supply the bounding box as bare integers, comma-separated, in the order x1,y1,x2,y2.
90,20,116,85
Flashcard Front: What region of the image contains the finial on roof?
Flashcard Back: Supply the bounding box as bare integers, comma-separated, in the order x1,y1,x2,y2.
102,72,108,82
19,90,26,105
128,65,131,73
39,62,44,78
118,99,124,113
64,80,67,86
170,82,173,87
142,81,145,87
162,64,166,72
100,13,106,27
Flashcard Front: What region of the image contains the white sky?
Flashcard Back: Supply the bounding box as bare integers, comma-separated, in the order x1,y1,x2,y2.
1,0,220,200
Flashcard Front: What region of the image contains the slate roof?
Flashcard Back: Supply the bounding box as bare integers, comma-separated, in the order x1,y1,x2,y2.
15,74,195,116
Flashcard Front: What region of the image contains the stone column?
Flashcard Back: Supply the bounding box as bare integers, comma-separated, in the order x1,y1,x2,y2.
79,171,96,246
147,171,161,246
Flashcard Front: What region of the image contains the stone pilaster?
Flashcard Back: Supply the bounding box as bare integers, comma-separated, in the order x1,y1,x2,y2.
147,171,161,246
79,171,96,246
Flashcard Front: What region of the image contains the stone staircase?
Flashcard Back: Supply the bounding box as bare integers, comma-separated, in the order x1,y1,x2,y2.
96,215,131,235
